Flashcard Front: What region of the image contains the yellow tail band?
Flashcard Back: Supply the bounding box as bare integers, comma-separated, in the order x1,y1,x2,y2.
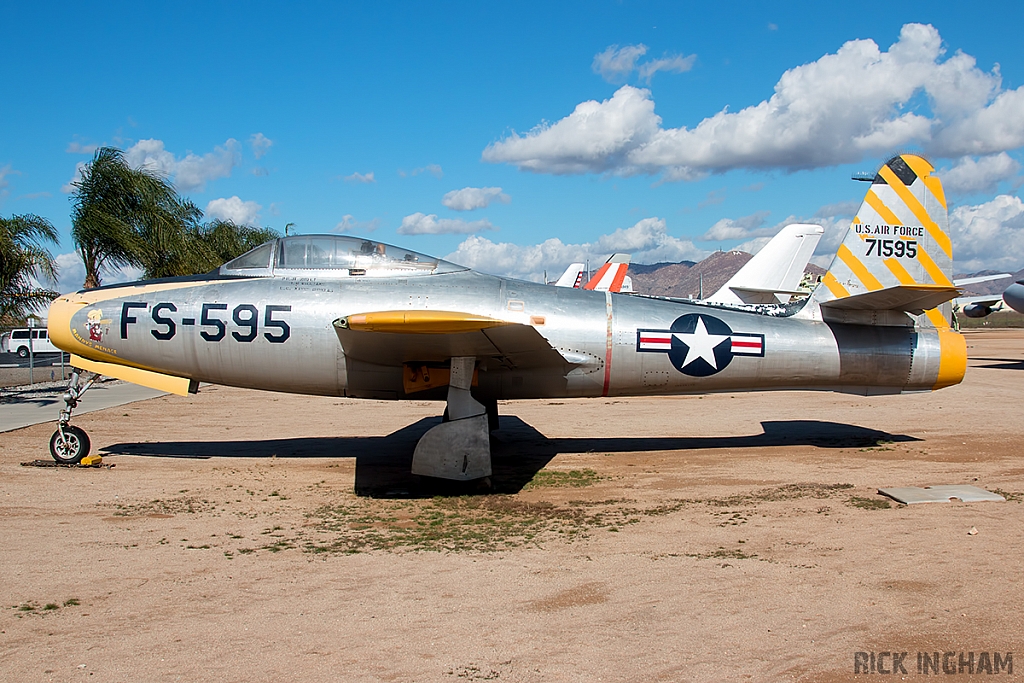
933,330,967,390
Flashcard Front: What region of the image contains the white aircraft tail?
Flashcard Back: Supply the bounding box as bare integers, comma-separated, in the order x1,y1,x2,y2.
553,263,586,288
706,223,824,305
808,154,958,328
583,253,631,292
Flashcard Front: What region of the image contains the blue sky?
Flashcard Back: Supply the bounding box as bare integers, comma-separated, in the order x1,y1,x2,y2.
3,1,1024,290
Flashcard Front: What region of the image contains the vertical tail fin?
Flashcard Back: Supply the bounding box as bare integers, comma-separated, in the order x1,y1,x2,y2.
811,154,955,327
584,253,631,292
706,223,824,305
553,263,586,288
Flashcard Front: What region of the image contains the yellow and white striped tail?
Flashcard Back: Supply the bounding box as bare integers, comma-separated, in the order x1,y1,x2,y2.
815,154,955,329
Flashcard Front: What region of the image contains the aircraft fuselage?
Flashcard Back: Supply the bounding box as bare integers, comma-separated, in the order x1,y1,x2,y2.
48,267,963,402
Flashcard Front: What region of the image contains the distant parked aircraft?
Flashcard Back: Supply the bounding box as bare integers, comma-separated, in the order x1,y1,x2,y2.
552,254,632,293
953,274,1024,318
705,224,825,306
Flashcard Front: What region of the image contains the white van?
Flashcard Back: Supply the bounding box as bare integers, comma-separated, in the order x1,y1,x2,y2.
3,329,60,357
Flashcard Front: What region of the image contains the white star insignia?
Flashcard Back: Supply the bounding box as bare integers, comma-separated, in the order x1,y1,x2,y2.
673,316,730,370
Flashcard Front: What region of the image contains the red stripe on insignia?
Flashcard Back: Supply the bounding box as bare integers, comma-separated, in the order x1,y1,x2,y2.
732,341,761,348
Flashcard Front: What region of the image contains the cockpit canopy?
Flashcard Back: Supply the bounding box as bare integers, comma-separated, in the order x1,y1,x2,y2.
219,235,466,278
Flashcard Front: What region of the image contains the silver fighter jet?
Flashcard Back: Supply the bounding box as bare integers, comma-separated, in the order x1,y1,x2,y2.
47,154,967,482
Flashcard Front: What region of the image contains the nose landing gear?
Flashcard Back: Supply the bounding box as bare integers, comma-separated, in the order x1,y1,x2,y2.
49,370,99,464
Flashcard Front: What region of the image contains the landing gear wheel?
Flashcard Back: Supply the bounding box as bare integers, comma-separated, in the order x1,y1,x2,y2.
49,426,90,464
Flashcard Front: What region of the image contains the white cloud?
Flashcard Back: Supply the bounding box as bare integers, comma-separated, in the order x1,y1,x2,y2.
344,171,375,184
61,161,87,193
400,164,444,178
947,194,1024,272
66,141,98,154
814,200,860,219
0,164,14,200
593,44,649,83
51,252,144,293
808,202,871,268
124,138,241,192
734,235,775,255
250,133,273,159
692,201,857,269
697,188,726,208
592,44,696,84
205,196,261,225
930,83,1024,157
333,215,381,234
487,24,1024,178
53,252,85,293
637,54,697,83
398,213,495,235
444,217,706,281
700,211,772,241
940,153,1020,196
482,86,661,174
441,187,510,211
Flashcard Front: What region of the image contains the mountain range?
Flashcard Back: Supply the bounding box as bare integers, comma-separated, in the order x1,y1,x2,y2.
625,250,1021,299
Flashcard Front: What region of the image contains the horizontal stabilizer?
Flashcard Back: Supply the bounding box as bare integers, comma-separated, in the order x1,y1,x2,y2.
70,354,194,396
728,286,809,297
821,284,959,313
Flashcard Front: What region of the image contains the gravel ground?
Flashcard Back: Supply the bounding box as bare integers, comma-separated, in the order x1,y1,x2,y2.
0,329,1022,682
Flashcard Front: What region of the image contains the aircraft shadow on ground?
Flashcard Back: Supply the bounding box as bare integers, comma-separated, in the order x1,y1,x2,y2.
0,386,62,407
970,357,1024,370
102,417,917,498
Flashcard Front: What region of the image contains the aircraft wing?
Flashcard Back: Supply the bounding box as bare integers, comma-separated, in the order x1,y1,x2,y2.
955,294,1004,308
953,273,1011,287
725,286,809,297
955,283,1024,316
333,310,571,370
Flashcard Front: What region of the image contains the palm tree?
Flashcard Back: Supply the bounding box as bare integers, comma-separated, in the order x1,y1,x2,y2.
134,219,279,279
194,219,279,269
70,147,197,288
0,214,59,324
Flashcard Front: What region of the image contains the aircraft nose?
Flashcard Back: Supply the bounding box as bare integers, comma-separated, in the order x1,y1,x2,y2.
47,294,82,354
1003,283,1024,314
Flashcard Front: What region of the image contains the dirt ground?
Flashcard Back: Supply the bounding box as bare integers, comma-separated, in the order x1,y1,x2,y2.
1,329,1023,682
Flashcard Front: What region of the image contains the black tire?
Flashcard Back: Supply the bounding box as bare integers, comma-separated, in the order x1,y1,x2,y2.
17,346,28,358
50,426,91,464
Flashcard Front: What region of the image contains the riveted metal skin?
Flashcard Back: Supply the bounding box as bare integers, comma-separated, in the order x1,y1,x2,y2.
48,255,958,402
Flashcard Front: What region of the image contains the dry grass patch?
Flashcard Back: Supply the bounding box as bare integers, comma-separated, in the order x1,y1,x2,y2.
113,496,216,516
303,494,645,554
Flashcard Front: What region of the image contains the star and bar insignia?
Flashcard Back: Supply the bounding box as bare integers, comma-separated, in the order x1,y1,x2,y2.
637,313,765,377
